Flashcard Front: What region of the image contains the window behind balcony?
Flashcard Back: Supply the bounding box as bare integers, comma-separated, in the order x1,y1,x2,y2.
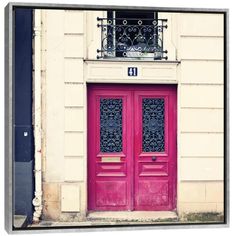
97,10,168,60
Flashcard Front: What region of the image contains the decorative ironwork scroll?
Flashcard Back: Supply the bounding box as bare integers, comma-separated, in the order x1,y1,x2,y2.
100,98,123,152
97,17,168,60
142,98,165,152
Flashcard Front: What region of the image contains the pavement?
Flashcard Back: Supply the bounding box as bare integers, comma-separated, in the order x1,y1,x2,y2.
29,211,179,228
14,215,28,228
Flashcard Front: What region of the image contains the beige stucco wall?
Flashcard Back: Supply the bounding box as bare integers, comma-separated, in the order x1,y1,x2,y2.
41,10,87,220
177,13,224,214
39,9,224,220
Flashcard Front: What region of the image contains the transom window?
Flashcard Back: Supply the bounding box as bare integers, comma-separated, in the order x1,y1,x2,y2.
97,10,168,60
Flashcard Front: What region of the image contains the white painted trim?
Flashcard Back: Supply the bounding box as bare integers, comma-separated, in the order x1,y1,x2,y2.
32,9,43,223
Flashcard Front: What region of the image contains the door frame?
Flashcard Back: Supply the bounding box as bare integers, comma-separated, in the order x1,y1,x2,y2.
87,83,177,211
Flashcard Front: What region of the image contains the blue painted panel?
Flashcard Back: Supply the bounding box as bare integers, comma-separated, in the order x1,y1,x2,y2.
14,8,34,225
14,7,33,162
14,161,34,224
15,126,34,162
15,8,33,126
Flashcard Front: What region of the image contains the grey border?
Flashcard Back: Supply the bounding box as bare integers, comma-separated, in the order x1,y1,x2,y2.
224,9,230,228
4,2,229,234
6,2,228,12
5,2,13,234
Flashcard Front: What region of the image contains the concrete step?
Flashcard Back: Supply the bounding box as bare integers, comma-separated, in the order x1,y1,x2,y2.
14,215,28,228
87,211,178,222
29,212,178,227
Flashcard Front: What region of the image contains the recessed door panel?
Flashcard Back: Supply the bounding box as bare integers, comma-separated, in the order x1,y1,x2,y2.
137,180,169,207
96,163,127,177
95,181,127,207
138,162,168,176
88,85,176,211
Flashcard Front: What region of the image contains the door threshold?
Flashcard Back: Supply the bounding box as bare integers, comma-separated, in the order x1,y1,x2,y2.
87,211,178,222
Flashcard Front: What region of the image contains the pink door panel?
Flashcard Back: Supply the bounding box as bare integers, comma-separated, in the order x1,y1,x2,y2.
88,86,133,210
134,89,177,210
88,85,177,211
95,181,127,207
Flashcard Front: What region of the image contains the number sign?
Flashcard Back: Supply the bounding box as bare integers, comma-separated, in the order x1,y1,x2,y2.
128,67,138,76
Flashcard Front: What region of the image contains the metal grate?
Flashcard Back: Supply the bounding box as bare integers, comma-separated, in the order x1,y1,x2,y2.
100,98,123,153
142,98,165,152
97,17,168,60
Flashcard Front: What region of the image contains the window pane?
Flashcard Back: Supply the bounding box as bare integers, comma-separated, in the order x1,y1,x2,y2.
100,98,123,152
142,98,165,152
115,11,156,58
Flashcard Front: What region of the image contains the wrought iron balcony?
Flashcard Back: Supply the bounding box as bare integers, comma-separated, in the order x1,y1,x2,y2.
97,17,168,60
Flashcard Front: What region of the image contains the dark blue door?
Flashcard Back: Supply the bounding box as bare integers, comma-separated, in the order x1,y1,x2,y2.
14,8,34,225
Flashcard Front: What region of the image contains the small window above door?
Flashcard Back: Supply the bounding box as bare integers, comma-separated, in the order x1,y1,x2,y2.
97,10,168,60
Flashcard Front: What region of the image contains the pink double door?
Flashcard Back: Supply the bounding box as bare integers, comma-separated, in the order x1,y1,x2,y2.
88,84,177,211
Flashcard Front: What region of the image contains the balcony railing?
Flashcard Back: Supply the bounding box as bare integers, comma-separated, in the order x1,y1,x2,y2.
97,17,168,60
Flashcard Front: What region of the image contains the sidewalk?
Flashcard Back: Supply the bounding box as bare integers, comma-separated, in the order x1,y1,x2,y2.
29,211,178,227
28,212,224,228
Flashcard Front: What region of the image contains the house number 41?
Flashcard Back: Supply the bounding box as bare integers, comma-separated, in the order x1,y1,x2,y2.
128,67,138,76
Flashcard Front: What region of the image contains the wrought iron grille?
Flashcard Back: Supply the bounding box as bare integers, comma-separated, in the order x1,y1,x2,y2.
100,98,123,153
97,17,168,60
142,98,165,152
